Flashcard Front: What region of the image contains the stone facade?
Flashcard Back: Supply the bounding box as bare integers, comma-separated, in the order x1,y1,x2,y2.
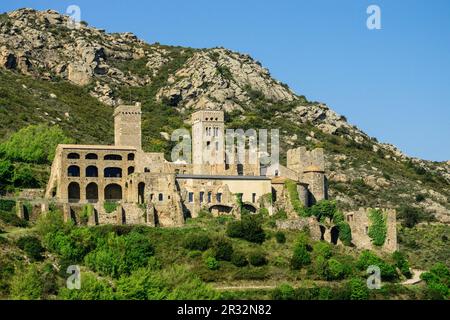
39,102,396,252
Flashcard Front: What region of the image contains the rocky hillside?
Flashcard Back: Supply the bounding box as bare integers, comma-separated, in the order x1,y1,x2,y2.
0,8,449,223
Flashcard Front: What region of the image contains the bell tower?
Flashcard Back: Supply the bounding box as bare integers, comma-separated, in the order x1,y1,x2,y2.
191,109,225,174
114,102,142,150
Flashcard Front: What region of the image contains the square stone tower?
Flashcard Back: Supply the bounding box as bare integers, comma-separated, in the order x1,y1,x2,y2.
114,103,142,150
287,147,327,205
191,109,225,174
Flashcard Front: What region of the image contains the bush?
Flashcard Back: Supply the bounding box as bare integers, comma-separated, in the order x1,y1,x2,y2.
356,250,397,281
103,201,118,214
59,272,115,300
290,244,311,269
85,231,154,278
327,258,345,280
313,242,332,259
213,238,233,261
0,199,15,212
392,251,412,278
337,222,352,246
205,257,219,270
347,278,369,300
0,124,73,164
183,234,212,251
0,209,28,227
420,263,450,299
309,200,338,223
415,194,426,202
397,205,428,228
10,264,44,300
16,236,44,261
275,231,286,244
231,251,248,267
272,283,295,300
226,215,265,244
249,250,268,266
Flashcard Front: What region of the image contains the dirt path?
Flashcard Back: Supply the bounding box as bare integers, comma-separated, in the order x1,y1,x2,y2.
402,269,424,285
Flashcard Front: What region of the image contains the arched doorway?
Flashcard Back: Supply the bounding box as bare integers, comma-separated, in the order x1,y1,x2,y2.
209,205,233,216
331,226,339,245
86,182,98,203
242,203,257,214
68,182,80,203
104,184,122,202
138,182,145,204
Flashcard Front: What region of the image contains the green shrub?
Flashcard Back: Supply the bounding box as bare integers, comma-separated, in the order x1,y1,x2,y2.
415,194,426,202
231,251,248,267
58,272,115,300
85,231,154,278
187,250,202,259
275,231,286,244
183,234,212,251
337,222,352,246
420,263,450,299
310,200,338,223
213,238,233,261
0,124,73,164
313,241,332,259
368,209,387,246
10,264,44,300
272,283,295,300
197,208,212,218
0,199,15,212
397,205,429,228
226,215,265,244
284,179,307,216
327,258,345,280
205,257,219,270
0,209,28,227
290,243,311,269
356,250,397,281
16,236,44,261
392,251,412,278
347,278,369,300
249,250,268,266
312,255,328,279
103,201,118,214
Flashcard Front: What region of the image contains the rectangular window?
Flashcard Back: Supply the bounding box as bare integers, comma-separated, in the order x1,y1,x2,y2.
188,192,194,203
252,193,256,203
215,141,219,150
200,192,204,203
208,192,212,203
216,193,222,203
158,193,163,201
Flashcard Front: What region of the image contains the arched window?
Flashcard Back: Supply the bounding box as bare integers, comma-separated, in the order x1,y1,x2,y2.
86,166,98,177
104,167,122,178
138,182,145,204
158,193,163,201
127,153,135,161
128,166,135,175
67,165,80,177
67,153,80,159
104,184,122,201
104,154,122,161
85,153,98,160
86,182,98,203
68,182,80,203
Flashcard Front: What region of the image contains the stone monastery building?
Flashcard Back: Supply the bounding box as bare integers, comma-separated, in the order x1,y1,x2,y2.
44,103,397,252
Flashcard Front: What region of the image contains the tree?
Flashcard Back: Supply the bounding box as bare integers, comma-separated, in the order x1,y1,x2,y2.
291,243,311,269
0,124,73,164
347,278,369,300
10,264,44,300
226,215,265,244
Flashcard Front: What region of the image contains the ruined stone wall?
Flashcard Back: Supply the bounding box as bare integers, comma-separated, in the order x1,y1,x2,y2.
346,208,398,253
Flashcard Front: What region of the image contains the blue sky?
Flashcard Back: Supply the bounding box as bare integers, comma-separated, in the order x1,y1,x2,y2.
2,0,450,161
